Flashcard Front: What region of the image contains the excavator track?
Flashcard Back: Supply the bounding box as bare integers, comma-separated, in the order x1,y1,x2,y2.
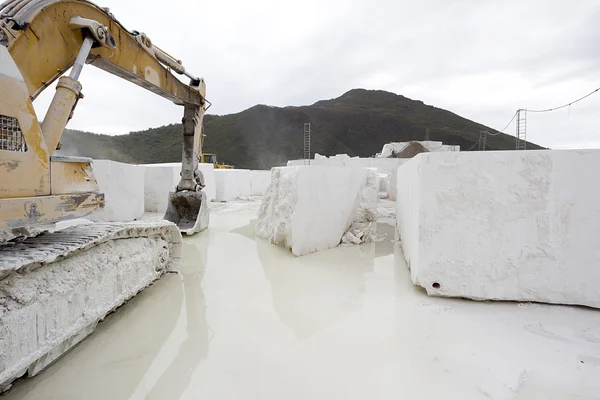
0,221,181,276
0,220,182,393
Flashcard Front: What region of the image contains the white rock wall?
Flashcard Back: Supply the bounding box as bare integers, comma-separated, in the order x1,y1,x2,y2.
257,166,377,256
214,169,252,201
396,150,600,308
143,163,216,213
250,171,272,196
92,160,144,222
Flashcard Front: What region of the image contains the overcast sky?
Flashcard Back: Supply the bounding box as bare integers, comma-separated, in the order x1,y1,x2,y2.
33,0,600,149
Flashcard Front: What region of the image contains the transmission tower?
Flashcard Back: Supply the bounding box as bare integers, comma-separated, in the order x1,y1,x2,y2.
478,131,487,151
303,122,311,165
515,109,527,150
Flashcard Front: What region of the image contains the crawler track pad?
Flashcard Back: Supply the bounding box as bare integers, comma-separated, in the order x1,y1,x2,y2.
0,221,182,393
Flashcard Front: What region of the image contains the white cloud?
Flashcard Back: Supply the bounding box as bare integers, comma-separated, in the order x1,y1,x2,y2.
30,0,600,149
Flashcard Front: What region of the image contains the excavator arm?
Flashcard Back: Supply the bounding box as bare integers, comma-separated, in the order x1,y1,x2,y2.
0,0,203,105
0,0,207,232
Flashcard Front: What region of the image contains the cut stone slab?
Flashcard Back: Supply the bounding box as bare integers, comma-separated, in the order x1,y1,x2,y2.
91,160,145,222
143,164,175,213
214,170,251,201
257,166,377,256
396,150,600,308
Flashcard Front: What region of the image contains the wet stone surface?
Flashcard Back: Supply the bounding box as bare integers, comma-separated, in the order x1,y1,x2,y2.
5,199,600,400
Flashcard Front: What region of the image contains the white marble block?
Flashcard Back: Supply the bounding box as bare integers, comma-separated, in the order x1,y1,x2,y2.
92,160,144,222
257,166,377,256
214,169,251,201
396,150,600,308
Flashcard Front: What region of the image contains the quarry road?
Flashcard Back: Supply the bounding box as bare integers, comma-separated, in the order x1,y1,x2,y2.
5,199,600,399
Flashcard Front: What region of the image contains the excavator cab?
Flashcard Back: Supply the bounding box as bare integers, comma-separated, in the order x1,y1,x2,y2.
201,152,234,169
202,153,218,164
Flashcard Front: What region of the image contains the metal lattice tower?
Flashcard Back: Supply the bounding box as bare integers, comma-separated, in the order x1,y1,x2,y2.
516,109,527,150
303,122,311,165
478,131,487,151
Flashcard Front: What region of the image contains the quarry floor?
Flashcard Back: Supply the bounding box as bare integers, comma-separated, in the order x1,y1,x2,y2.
5,198,600,399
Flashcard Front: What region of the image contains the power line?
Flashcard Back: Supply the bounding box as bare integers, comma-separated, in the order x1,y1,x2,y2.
487,111,518,136
471,85,599,150
469,110,516,151
467,137,480,151
527,87,600,113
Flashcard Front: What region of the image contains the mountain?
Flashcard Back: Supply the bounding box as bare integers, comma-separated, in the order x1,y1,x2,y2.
60,89,543,169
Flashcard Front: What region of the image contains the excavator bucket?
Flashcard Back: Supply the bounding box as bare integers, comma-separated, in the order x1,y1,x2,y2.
164,191,210,235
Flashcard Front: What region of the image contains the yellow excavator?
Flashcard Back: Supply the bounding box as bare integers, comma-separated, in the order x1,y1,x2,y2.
0,0,208,391
201,152,233,169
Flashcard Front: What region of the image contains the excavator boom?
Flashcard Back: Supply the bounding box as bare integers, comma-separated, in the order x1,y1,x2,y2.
0,0,203,105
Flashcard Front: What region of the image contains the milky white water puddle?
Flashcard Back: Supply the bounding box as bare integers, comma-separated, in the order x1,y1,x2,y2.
5,200,600,399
